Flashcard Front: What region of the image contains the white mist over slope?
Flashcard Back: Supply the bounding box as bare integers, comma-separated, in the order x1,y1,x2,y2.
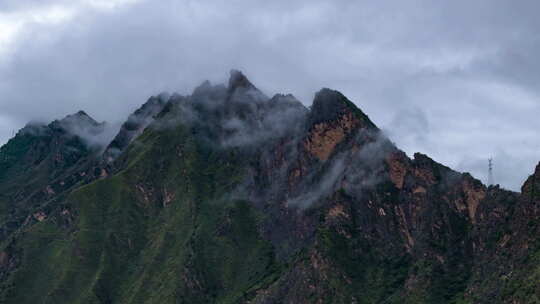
1,0,539,190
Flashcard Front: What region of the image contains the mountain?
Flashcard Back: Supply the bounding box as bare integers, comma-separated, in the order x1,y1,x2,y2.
0,111,107,239
102,94,167,163
0,71,537,304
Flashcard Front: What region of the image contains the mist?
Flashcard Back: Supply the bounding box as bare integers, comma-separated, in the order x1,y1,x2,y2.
50,112,118,150
1,0,540,190
150,74,309,151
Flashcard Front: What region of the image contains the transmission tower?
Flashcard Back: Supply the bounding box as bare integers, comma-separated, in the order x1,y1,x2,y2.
488,158,494,186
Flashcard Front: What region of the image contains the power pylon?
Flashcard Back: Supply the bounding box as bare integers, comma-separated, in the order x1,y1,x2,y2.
488,158,494,186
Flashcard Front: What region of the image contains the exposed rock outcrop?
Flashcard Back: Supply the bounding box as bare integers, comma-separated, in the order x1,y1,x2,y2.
0,71,537,304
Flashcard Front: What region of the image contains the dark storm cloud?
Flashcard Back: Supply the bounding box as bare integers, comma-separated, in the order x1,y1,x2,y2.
0,0,539,190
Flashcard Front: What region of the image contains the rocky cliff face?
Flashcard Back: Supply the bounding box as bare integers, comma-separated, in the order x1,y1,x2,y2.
0,71,537,304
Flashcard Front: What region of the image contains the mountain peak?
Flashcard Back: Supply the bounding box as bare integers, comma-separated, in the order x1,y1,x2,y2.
521,161,540,195
2,71,539,304
193,80,212,94
228,69,255,92
102,96,168,162
308,88,377,129
59,110,100,127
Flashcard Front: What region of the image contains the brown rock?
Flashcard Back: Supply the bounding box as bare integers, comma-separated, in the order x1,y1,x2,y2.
304,113,358,161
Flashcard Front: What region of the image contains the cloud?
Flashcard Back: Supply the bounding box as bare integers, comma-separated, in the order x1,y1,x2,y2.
384,106,431,151
287,131,393,209
49,111,120,149
0,0,539,190
0,115,21,144
287,156,346,209
152,77,308,150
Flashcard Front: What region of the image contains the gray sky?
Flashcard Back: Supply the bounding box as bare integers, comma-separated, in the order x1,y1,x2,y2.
0,0,539,191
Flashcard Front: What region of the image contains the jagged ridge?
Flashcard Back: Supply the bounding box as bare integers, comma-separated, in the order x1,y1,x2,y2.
0,70,537,304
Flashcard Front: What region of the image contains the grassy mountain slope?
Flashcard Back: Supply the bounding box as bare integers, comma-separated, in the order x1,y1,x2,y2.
0,71,538,303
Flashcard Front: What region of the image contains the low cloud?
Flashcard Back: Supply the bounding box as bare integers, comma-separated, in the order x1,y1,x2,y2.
287,156,346,209
1,0,540,190
152,79,308,149
287,131,393,209
54,112,120,150
65,122,120,150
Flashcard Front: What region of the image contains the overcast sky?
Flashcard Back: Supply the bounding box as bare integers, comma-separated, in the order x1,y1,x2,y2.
1,0,539,191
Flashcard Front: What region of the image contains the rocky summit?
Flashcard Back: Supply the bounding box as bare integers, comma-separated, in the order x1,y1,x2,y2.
0,71,538,304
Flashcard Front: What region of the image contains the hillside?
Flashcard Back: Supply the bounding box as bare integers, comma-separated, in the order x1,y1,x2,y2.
0,71,538,304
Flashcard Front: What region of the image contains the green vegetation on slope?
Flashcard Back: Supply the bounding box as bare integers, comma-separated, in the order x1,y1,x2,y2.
0,124,281,303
